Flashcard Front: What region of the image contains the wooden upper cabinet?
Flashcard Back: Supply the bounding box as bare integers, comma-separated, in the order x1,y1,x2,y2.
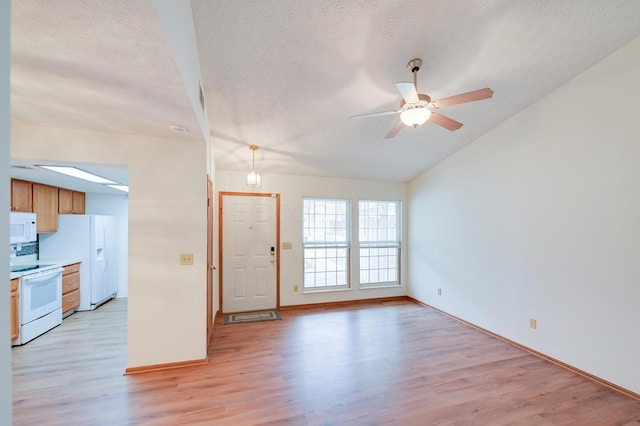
72,191,85,214
58,188,73,214
11,178,85,216
33,183,59,233
11,179,33,212
59,188,86,214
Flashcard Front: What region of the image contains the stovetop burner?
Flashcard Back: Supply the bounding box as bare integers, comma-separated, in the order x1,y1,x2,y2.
10,264,55,273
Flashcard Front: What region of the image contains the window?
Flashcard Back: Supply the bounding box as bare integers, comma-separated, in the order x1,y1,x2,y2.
359,200,401,287
303,198,350,290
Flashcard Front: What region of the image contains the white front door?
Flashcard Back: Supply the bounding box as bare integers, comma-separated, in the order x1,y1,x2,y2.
221,193,278,313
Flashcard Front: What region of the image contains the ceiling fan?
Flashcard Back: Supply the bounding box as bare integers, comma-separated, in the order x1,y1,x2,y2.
349,58,494,139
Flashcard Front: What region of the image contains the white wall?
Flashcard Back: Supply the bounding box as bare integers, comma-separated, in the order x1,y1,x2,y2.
86,193,129,297
11,124,208,369
408,36,640,394
0,1,12,423
215,171,408,306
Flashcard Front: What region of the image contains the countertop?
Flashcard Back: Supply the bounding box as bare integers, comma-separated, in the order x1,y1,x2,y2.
10,258,82,280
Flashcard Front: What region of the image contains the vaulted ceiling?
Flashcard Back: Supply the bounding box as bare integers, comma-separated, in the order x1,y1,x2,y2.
10,1,640,189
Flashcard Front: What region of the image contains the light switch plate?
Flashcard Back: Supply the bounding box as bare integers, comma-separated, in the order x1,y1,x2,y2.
180,253,193,265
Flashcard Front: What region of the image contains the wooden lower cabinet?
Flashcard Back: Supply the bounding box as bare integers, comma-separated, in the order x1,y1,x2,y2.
62,289,80,314
62,263,81,314
11,278,19,341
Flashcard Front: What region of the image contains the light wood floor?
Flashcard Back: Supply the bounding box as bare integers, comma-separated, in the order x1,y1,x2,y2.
12,297,640,425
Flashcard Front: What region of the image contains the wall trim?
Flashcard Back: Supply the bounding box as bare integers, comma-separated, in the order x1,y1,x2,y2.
124,358,208,376
409,297,640,402
280,296,410,311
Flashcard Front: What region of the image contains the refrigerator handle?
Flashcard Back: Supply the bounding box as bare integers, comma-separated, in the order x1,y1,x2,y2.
103,223,108,271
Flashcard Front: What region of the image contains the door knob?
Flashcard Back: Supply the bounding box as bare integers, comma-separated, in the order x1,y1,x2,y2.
210,265,216,270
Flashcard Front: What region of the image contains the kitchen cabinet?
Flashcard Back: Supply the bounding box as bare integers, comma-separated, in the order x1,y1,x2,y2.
72,191,86,214
11,278,19,341
62,262,81,315
10,179,33,212
58,188,73,213
33,183,59,233
58,188,86,214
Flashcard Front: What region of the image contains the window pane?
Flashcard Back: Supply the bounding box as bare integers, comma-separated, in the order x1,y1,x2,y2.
303,199,350,290
359,200,401,286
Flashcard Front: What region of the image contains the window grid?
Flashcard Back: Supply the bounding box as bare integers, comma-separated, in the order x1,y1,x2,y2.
359,200,401,287
303,198,350,290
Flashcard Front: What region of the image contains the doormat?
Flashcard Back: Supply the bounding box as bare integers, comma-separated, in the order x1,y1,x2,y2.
224,310,282,325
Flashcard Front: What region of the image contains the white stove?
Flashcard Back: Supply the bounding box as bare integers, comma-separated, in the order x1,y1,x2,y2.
12,263,64,346
11,263,60,274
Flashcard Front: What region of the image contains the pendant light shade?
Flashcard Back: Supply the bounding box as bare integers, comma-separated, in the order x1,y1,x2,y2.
246,145,261,187
246,170,261,187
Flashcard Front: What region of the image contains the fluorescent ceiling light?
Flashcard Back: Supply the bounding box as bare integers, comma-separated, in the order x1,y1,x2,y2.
107,185,129,193
37,165,117,184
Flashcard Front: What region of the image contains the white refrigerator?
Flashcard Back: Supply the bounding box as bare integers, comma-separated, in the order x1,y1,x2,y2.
40,214,118,311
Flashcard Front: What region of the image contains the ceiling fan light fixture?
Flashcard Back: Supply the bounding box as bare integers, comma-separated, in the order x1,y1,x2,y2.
400,107,431,128
246,145,261,188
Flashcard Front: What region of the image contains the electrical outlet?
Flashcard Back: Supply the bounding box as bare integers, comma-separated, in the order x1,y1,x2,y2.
530,318,537,329
437,288,442,296
180,253,193,265
293,284,299,292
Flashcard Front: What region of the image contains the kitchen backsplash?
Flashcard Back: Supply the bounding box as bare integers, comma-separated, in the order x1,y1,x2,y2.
10,241,38,258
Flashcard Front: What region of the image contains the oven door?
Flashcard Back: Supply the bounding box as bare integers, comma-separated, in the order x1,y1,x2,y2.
20,269,63,324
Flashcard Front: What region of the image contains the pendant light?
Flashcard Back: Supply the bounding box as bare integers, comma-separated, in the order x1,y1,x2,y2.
246,145,261,187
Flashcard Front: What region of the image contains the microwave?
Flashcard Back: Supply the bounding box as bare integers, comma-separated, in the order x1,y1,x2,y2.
10,212,38,244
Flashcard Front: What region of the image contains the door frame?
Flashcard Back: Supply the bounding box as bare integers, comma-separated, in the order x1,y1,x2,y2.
206,176,214,346
218,191,280,314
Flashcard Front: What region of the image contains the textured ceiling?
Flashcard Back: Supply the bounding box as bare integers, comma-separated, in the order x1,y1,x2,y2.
11,0,199,140
193,0,640,181
9,1,640,189
10,0,198,193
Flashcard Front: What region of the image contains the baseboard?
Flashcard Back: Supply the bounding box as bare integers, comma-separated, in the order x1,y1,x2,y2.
124,358,208,376
280,295,412,311
409,297,640,401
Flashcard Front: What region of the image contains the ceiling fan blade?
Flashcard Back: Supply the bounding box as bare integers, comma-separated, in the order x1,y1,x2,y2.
384,120,404,139
432,88,494,109
349,110,399,120
429,112,463,131
396,82,419,104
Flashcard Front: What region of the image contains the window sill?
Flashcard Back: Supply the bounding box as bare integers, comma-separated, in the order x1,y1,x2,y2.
359,284,403,290
302,287,352,295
